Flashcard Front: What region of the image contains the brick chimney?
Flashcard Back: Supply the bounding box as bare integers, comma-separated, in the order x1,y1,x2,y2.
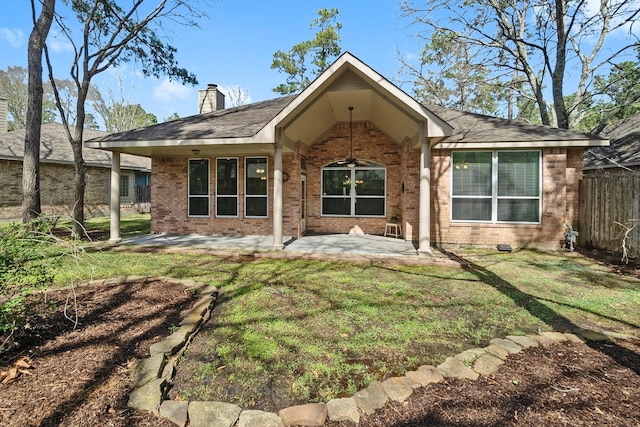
198,84,225,114
0,97,7,132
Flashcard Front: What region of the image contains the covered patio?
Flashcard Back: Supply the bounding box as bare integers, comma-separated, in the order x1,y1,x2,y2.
119,232,420,259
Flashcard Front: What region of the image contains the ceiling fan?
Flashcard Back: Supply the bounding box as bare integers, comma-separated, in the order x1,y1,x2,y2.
335,106,370,168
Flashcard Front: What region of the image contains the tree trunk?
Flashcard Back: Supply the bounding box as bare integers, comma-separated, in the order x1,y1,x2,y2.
22,0,55,223
71,139,86,236
552,0,569,129
71,82,90,237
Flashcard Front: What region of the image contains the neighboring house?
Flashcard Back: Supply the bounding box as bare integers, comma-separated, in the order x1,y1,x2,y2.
0,100,151,219
86,52,608,250
583,112,640,174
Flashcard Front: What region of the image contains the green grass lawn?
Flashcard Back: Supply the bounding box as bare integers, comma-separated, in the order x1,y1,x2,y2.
49,245,640,410
0,213,150,238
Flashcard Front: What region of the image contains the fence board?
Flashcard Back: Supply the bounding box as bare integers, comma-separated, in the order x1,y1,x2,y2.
579,173,640,258
134,185,151,214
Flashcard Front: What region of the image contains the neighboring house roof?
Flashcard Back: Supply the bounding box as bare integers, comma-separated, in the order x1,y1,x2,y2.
0,123,151,171
86,52,608,154
583,112,640,170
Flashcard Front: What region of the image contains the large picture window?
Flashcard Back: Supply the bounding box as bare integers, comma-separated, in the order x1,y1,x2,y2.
216,158,238,217
188,158,210,217
321,162,386,217
245,157,268,217
451,151,541,223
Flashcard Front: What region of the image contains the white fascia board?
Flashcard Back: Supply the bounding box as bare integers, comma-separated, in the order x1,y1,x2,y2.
434,139,610,149
85,136,271,150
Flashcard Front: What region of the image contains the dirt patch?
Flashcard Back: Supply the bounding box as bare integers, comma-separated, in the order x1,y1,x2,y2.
0,279,194,427
1,277,639,426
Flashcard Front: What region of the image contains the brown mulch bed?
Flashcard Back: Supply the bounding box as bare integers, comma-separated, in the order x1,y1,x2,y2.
1,278,639,427
0,279,193,427
328,337,640,426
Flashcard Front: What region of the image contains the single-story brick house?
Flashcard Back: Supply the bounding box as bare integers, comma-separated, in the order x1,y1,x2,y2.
0,99,151,219
86,52,608,251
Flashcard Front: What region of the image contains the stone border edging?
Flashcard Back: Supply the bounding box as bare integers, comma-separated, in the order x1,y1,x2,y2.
123,276,637,427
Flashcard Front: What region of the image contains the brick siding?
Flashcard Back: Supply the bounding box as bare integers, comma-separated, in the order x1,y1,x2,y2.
431,147,583,249
0,159,133,220
149,124,582,249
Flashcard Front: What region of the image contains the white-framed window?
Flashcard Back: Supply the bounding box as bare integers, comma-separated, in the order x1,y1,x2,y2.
245,157,268,218
119,174,130,198
188,158,210,217
321,162,386,217
216,157,238,217
451,150,541,223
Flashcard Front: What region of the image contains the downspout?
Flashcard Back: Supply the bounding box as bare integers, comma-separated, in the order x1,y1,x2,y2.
418,121,432,254
109,151,121,242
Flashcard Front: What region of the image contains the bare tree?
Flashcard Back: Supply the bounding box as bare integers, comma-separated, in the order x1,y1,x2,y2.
398,28,508,116
44,0,206,235
226,85,250,107
401,0,640,129
22,0,55,223
91,75,157,132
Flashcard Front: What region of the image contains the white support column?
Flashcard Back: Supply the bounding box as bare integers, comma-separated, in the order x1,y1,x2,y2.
418,122,432,254
272,135,284,249
109,151,121,243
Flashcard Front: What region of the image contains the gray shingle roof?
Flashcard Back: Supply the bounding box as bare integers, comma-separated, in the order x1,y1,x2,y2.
0,123,150,170
425,104,605,143
87,93,604,147
584,113,640,170
89,96,297,143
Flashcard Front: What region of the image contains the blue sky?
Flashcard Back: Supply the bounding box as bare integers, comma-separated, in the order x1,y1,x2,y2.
0,1,420,123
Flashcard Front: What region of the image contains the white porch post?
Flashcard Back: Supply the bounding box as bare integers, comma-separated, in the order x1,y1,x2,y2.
109,151,121,242
418,122,432,254
272,136,284,249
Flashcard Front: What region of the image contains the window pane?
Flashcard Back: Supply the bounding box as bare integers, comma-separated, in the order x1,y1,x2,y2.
355,198,384,215
322,197,351,215
246,158,267,195
498,199,539,222
120,175,129,198
189,160,209,195
452,152,492,196
498,152,539,197
452,198,492,221
246,197,267,217
355,169,384,196
189,197,209,216
323,169,351,196
217,196,237,216
216,158,237,195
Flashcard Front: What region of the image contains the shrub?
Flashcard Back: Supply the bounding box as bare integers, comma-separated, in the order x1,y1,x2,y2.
0,221,57,336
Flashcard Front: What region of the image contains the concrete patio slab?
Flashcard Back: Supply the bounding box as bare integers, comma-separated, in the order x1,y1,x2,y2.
284,234,417,257
119,232,419,259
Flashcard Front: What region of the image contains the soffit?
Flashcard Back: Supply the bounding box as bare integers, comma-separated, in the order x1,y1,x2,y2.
281,70,423,146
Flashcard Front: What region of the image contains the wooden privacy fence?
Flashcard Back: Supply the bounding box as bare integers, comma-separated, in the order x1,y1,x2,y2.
134,185,151,214
579,173,640,258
